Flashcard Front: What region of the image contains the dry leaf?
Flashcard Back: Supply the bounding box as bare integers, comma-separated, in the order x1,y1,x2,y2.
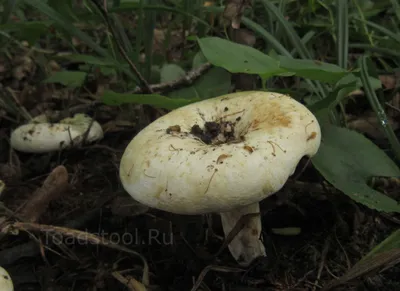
231,28,256,46
223,0,252,29
347,112,399,139
379,74,398,89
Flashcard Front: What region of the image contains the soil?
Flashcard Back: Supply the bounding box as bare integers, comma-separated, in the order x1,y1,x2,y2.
1,110,400,290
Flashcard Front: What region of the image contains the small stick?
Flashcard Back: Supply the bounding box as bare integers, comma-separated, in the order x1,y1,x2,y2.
133,62,213,94
2,221,150,285
18,165,69,223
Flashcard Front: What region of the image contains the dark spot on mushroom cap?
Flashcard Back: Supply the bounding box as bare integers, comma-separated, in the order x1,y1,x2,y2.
224,107,229,111
166,125,181,134
204,122,220,136
190,124,203,135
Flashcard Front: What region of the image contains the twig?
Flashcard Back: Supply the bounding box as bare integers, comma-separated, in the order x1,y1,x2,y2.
190,265,245,291
0,206,104,265
312,237,331,291
65,62,213,115
133,62,213,94
112,271,147,291
90,0,153,94
2,221,150,285
18,165,69,223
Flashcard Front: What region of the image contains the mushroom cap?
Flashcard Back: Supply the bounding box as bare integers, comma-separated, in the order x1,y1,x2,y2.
120,91,321,215
10,113,104,153
0,266,13,291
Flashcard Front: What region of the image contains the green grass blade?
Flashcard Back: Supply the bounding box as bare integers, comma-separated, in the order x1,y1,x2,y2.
241,17,291,57
349,43,400,58
143,0,157,80
358,56,400,161
336,0,348,69
259,0,312,60
258,0,329,101
354,17,400,45
110,14,134,56
290,31,316,57
1,0,17,24
135,0,144,65
390,0,400,23
21,0,109,57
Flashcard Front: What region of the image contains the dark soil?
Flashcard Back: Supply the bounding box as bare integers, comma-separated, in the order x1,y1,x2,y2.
1,108,400,291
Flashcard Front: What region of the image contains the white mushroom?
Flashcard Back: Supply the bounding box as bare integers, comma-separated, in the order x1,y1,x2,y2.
10,113,104,153
0,266,13,291
119,91,321,266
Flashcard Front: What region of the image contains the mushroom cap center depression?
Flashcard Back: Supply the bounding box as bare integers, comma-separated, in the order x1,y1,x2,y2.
119,91,321,215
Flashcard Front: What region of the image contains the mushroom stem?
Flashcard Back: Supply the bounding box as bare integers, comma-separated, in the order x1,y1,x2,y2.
219,202,266,266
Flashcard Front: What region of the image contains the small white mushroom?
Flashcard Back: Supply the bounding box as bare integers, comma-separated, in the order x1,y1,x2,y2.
0,266,14,291
10,113,104,153
119,91,321,266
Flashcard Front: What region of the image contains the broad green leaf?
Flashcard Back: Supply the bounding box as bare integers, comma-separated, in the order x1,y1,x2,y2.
160,64,186,83
308,81,358,116
312,124,400,213
197,37,281,76
167,67,231,100
192,51,208,69
101,90,201,110
278,56,349,83
335,73,382,91
44,71,87,88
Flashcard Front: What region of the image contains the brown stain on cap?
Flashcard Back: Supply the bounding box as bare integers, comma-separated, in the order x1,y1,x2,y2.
250,101,292,131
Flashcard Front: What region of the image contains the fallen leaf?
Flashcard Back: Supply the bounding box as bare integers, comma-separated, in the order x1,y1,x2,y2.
346,111,399,139
222,0,252,29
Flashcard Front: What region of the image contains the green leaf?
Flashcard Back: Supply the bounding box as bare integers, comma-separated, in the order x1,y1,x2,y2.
278,56,349,83
360,229,400,263
160,64,186,83
192,51,208,69
358,56,400,161
101,90,201,110
44,71,87,88
312,124,400,213
167,67,231,100
197,37,281,76
308,81,358,117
